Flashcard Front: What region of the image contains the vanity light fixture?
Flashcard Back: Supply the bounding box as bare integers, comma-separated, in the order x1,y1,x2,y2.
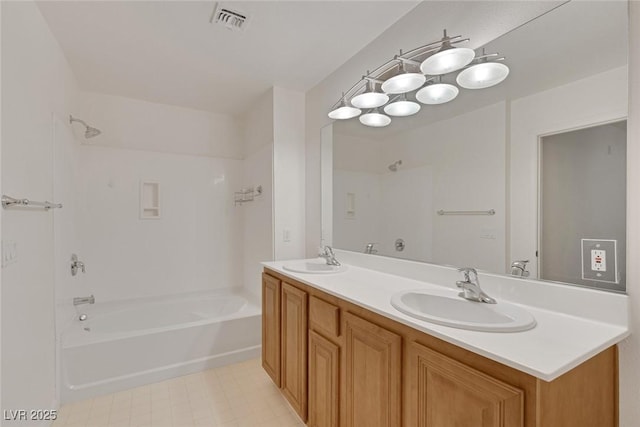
381,59,427,94
328,96,361,120
359,109,391,127
384,94,421,117
351,79,389,109
457,52,510,89
328,30,509,127
416,80,459,105
420,30,475,75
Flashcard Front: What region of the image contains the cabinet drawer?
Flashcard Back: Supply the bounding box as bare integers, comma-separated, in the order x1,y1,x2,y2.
310,296,340,338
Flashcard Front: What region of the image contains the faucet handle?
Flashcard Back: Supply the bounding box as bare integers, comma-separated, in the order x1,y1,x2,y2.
364,243,378,254
457,267,477,281
510,260,530,277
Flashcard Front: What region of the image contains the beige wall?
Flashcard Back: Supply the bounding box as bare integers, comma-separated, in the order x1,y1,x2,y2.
273,87,306,261
1,1,80,417
618,2,640,425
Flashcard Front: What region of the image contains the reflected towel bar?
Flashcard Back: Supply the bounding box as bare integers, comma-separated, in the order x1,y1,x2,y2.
2,195,63,210
437,209,495,216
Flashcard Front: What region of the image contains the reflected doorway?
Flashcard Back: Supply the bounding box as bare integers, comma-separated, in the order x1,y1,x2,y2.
539,120,627,292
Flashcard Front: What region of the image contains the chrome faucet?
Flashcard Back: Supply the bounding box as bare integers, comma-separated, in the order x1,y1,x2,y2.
456,268,496,304
73,295,95,306
319,246,341,266
364,243,378,254
510,260,530,277
71,254,86,276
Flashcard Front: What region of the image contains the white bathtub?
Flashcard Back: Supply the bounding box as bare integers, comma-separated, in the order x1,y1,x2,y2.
60,289,261,403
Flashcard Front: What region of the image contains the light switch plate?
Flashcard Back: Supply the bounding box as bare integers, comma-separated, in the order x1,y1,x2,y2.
582,239,617,283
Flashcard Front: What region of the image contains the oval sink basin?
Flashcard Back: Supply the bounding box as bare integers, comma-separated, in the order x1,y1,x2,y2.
391,289,536,332
283,259,347,274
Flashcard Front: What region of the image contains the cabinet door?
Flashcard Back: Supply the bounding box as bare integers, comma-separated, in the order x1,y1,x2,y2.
261,273,281,386
407,341,524,427
343,312,402,427
281,282,308,421
309,330,340,427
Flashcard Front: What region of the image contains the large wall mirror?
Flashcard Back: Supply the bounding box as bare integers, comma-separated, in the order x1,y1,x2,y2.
321,1,628,292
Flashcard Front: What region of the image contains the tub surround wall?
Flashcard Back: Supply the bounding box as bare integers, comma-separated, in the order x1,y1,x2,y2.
80,92,243,159
241,90,275,298
1,1,81,420
77,145,244,302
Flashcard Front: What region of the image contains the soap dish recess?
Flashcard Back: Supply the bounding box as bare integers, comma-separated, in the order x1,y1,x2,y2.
140,181,160,219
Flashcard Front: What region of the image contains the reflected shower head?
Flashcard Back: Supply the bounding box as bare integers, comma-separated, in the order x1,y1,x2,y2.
388,160,402,172
70,115,101,139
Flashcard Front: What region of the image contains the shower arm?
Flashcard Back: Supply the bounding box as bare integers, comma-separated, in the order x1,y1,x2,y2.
69,115,88,127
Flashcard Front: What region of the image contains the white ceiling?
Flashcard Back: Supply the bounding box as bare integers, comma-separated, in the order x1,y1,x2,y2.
36,1,419,116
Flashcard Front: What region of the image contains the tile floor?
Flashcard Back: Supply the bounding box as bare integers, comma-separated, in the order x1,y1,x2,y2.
53,359,305,427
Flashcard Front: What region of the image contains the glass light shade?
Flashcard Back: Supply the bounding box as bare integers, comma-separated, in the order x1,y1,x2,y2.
456,62,509,89
359,112,391,127
328,104,361,120
351,91,389,109
416,83,459,105
420,47,475,75
381,72,426,94
384,100,421,117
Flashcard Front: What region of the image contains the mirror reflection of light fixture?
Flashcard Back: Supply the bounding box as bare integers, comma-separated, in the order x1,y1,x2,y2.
416,81,459,105
457,61,509,89
384,94,421,117
381,60,426,94
328,29,509,127
328,97,361,120
359,109,391,127
351,79,389,109
420,30,475,75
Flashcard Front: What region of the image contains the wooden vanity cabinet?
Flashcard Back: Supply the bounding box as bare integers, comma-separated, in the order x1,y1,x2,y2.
308,330,340,427
261,273,281,386
261,269,618,427
261,274,309,421
343,312,402,427
407,341,524,427
281,282,309,421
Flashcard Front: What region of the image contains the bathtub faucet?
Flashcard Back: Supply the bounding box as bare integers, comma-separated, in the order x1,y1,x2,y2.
73,295,95,306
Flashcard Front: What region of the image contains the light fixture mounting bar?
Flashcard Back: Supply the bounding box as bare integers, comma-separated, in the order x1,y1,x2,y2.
396,57,421,67
362,76,385,85
400,37,470,61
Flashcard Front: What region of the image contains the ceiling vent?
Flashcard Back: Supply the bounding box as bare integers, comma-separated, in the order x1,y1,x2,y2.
210,3,249,31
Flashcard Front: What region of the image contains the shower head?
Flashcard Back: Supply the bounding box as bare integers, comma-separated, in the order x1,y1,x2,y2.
84,126,101,138
70,115,101,139
388,160,402,172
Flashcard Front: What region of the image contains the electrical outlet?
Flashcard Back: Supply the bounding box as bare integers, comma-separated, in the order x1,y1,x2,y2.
582,239,617,283
283,228,291,242
591,249,606,272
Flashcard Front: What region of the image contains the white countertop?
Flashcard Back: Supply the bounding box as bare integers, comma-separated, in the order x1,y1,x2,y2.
263,254,630,381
